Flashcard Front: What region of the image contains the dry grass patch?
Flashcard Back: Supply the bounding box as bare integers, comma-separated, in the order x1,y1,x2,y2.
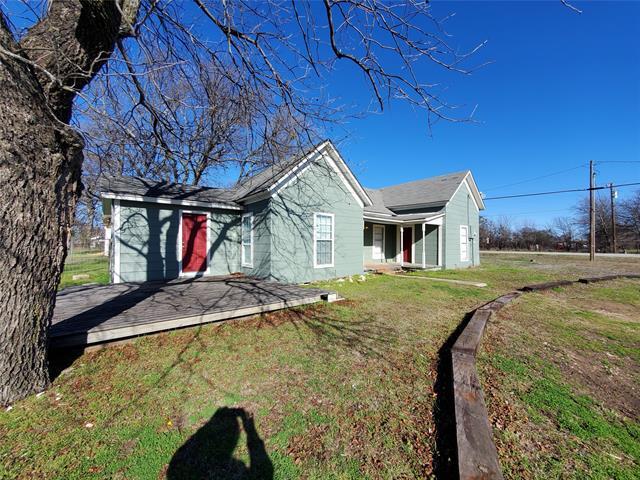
2,254,637,479
479,279,640,479
1,274,495,479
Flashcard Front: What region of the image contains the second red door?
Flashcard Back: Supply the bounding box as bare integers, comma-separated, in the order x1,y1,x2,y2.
403,227,412,263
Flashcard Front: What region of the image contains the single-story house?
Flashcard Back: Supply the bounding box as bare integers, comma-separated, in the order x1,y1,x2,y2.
101,140,484,284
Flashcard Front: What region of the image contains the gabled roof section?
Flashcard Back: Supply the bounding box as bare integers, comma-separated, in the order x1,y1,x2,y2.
99,141,372,210
379,171,468,209
365,170,484,213
231,150,310,201
460,171,485,210
100,176,241,210
234,140,372,207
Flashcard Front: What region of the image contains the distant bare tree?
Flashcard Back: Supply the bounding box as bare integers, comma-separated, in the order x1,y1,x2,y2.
479,216,493,248
574,195,614,252
494,216,513,250
551,216,577,251
618,190,640,252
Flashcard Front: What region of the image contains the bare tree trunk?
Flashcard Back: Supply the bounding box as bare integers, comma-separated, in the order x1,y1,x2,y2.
0,1,137,405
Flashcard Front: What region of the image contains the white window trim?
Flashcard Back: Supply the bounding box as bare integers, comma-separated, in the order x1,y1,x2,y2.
241,213,254,268
460,224,470,262
313,212,335,268
372,224,385,261
178,209,211,277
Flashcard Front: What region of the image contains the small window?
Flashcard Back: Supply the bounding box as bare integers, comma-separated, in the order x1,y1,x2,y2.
460,225,469,262
314,213,334,268
242,214,253,267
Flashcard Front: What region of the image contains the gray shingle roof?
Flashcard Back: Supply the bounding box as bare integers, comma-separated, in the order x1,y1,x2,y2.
100,153,477,216
368,171,470,212
364,188,395,215
99,176,239,207
231,156,302,200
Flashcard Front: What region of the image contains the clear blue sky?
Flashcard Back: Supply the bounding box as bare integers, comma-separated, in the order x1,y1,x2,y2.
330,1,640,227
5,1,638,227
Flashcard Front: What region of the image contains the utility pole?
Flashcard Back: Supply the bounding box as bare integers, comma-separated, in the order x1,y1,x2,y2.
609,183,617,253
589,160,596,261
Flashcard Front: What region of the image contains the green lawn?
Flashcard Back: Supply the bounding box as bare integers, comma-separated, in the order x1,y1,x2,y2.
1,254,638,479
59,250,109,290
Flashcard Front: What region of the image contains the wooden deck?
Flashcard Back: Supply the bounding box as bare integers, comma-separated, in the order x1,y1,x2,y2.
51,276,333,348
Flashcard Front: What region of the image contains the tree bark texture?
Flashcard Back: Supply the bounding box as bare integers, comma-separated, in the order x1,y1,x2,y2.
0,1,135,405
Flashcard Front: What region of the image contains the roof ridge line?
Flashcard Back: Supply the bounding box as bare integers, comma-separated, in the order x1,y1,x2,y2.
376,170,470,191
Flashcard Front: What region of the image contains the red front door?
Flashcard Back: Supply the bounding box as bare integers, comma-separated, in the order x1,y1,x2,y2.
403,227,412,263
182,213,207,273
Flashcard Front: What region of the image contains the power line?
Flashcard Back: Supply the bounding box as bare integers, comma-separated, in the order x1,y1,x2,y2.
482,182,640,201
596,161,640,164
483,163,587,192
483,160,639,193
482,207,574,217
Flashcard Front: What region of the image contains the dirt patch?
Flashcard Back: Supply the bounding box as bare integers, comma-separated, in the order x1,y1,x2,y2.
486,292,639,420
550,347,639,420
566,297,639,319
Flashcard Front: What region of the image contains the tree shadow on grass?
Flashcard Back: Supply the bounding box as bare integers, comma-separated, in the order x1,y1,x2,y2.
432,310,475,480
256,301,398,360
167,407,273,480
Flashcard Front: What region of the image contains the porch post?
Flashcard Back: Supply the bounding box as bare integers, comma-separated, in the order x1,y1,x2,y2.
437,225,443,267
400,226,404,266
422,223,426,268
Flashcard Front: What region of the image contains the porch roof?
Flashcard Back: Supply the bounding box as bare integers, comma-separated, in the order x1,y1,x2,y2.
364,211,444,225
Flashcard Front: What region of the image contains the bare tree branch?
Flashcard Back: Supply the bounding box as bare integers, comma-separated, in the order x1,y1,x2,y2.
561,0,583,14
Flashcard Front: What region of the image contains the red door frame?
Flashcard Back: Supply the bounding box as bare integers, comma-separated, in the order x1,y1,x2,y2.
402,226,412,263
181,212,208,274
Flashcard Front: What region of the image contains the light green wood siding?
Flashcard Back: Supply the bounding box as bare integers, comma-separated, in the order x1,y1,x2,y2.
118,201,180,282
241,199,271,278
414,225,423,264
209,212,242,275
363,222,397,263
424,225,438,265
269,159,364,283
116,200,241,283
412,224,438,265
385,224,397,261
443,182,480,268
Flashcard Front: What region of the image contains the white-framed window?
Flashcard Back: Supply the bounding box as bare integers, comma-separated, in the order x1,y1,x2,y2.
314,212,334,268
242,213,253,267
460,225,469,262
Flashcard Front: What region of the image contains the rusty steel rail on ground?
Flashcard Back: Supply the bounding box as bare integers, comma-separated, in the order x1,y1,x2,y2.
450,274,640,480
